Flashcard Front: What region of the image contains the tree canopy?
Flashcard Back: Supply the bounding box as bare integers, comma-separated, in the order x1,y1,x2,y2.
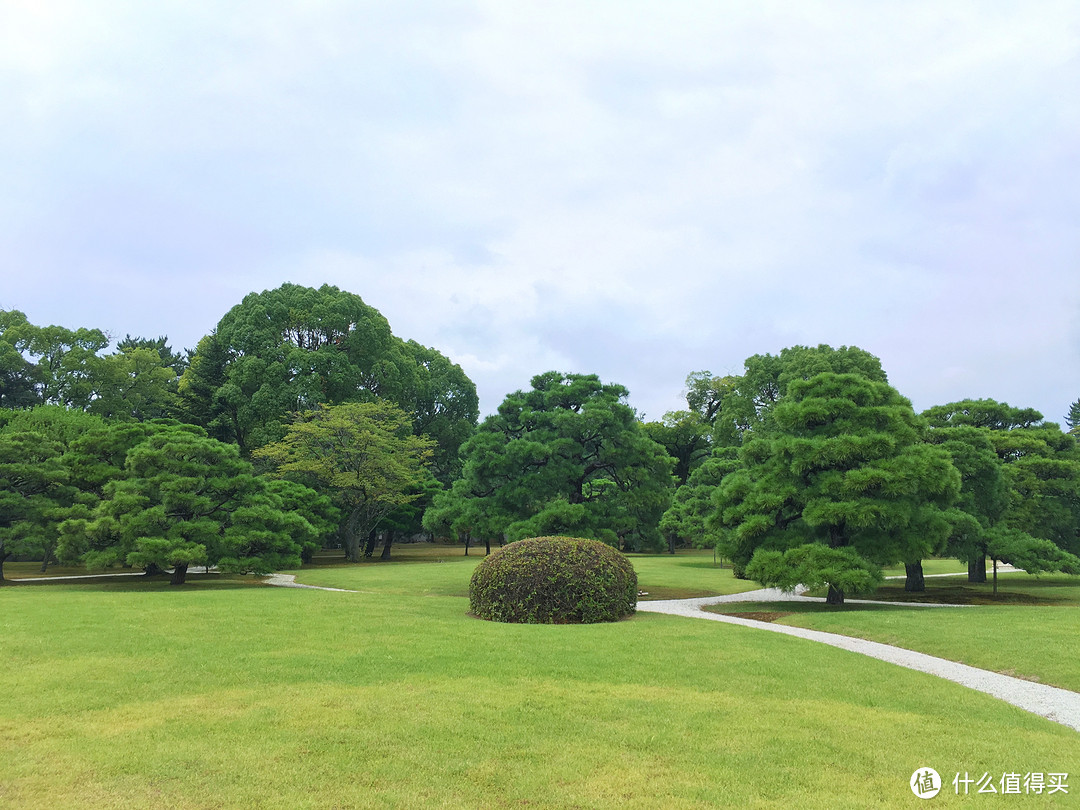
714,372,960,603
254,401,435,562
57,425,322,584
427,372,675,551
178,284,477,479
711,344,888,446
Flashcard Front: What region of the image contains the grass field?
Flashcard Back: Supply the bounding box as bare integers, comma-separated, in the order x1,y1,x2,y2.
2,548,1078,808
711,573,1080,692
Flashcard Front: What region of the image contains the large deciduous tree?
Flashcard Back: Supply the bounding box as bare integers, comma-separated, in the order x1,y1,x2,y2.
428,372,675,551
715,372,960,604
254,402,435,562
0,309,109,410
177,284,477,475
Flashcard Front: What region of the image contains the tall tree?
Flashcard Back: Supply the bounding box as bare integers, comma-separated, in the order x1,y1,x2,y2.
714,345,888,446
178,284,477,471
715,373,960,603
399,340,479,484
924,400,1080,575
924,425,1009,584
430,372,675,551
254,402,435,562
0,407,106,574
659,448,741,555
87,345,181,421
643,410,711,488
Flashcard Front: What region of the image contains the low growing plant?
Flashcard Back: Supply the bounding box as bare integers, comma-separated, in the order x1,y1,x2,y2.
469,536,637,623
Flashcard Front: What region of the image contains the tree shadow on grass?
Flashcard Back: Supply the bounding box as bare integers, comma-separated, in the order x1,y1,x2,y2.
4,574,266,592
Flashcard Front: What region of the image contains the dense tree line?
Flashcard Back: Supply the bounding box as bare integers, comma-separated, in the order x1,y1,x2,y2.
0,284,476,581
3,289,1078,597
656,345,1080,602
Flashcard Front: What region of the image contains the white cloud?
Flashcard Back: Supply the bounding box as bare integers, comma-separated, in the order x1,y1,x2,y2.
2,0,1078,421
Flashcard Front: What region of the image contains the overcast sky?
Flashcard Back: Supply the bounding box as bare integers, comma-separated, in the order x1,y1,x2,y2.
2,1,1078,423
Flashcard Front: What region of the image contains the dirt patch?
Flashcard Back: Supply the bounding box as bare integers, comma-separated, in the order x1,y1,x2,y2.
721,611,793,623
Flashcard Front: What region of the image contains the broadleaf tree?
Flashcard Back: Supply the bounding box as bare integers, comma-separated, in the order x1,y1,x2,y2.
254,401,435,562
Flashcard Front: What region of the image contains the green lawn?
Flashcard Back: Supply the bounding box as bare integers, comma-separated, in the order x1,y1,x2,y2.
709,574,1080,691
2,550,1077,808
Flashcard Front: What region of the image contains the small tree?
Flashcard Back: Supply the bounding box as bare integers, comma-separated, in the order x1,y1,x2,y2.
58,426,313,584
254,402,434,562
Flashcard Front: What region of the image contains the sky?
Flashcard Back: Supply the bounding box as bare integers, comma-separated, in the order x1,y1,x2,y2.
2,1,1078,423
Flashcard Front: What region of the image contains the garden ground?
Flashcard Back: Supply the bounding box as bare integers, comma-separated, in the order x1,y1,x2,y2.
2,548,1077,808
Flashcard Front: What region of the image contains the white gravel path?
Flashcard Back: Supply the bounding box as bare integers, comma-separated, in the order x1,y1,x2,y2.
262,572,357,592
637,589,1080,734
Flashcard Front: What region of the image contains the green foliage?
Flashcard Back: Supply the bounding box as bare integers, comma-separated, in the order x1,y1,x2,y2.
715,372,960,601
254,401,434,561
659,448,740,551
713,345,888,445
986,527,1080,575
745,544,884,598
86,344,181,421
642,410,710,487
178,284,477,473
1067,398,1080,435
0,429,78,579
0,309,108,409
399,340,479,483
925,400,1080,565
57,426,313,583
432,372,675,552
468,536,637,623
923,399,1044,431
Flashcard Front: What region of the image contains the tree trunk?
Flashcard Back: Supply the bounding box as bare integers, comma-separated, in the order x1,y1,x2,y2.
484,536,490,555
144,562,165,577
464,534,470,556
380,529,394,561
344,510,362,561
0,550,8,583
171,563,188,585
39,558,49,573
904,561,925,592
363,528,377,558
968,556,986,583
992,557,998,595
825,585,845,605
668,534,676,555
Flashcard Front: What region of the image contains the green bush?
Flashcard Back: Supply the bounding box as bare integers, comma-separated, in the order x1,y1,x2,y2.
469,536,638,624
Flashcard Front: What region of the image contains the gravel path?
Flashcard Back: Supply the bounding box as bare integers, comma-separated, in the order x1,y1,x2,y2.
638,589,1080,734
262,573,358,592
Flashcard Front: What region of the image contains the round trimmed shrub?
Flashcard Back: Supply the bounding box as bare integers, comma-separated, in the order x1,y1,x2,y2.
469,536,637,624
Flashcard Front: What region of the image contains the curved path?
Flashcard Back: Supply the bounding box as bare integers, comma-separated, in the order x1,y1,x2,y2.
637,589,1080,733
262,573,358,592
